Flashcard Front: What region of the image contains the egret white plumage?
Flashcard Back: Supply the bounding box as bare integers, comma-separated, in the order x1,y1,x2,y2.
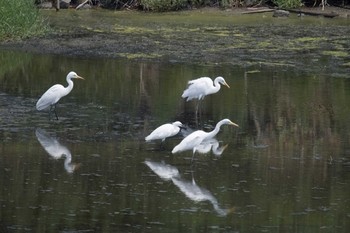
172,119,238,155
145,121,184,142
182,76,230,101
36,71,84,119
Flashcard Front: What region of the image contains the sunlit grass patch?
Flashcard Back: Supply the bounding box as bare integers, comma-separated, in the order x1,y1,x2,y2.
0,0,49,41
118,53,162,59
114,25,156,34
294,37,327,43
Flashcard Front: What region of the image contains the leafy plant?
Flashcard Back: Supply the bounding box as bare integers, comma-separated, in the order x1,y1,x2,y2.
273,0,303,8
140,0,188,11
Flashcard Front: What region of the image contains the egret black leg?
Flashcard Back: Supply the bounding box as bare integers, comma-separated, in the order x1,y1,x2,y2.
49,105,59,120
53,104,59,120
195,100,200,126
49,105,53,120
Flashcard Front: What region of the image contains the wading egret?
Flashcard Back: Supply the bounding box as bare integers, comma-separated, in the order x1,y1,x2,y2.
145,121,184,142
172,119,238,155
36,71,84,120
182,76,230,101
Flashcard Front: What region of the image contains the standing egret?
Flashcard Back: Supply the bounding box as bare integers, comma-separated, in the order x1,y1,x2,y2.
36,71,84,120
182,76,230,118
182,76,230,102
145,121,184,142
172,119,238,156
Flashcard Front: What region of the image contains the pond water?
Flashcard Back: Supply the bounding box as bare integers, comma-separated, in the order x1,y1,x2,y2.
1,49,349,232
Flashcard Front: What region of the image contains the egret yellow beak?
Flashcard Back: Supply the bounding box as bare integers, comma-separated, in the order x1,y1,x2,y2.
222,144,229,151
224,82,230,88
75,75,84,80
230,121,239,127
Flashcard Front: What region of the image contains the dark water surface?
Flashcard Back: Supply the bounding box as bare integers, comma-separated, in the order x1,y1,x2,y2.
0,49,350,232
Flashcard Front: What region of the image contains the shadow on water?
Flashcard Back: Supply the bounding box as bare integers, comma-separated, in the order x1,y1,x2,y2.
0,48,350,231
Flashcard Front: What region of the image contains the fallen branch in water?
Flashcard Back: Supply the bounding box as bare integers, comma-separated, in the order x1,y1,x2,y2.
241,8,275,14
287,8,339,18
76,0,92,10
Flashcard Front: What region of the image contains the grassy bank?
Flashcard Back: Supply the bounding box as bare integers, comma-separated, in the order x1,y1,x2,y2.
0,0,48,41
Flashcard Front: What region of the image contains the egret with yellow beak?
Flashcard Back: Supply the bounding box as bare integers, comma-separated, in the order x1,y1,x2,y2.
36,71,84,120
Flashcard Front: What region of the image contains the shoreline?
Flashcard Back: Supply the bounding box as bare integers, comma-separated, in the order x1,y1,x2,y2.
0,6,349,76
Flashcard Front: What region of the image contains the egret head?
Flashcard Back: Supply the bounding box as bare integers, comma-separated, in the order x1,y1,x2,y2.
222,119,239,127
216,76,230,88
173,121,185,129
67,71,84,80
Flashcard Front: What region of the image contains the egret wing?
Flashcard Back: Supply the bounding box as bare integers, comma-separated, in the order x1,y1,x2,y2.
182,77,214,101
36,84,65,110
187,77,212,86
145,123,180,141
172,131,205,153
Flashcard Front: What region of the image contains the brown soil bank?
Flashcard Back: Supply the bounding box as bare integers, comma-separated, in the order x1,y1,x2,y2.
1,7,349,76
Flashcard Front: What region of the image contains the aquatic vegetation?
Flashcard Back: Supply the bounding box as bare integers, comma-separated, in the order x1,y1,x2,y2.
294,36,327,43
322,50,348,57
272,0,303,8
140,0,188,11
118,52,162,59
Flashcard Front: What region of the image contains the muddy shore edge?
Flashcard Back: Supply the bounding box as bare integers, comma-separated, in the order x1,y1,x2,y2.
1,7,349,75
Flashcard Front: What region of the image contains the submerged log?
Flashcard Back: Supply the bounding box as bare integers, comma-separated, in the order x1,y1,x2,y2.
273,10,290,17
241,8,275,14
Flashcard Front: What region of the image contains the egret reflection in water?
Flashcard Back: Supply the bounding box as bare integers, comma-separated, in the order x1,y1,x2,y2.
171,177,232,216
35,129,80,173
145,160,232,216
144,160,180,180
194,138,228,156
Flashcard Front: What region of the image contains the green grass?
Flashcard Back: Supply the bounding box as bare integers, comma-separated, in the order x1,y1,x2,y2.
0,0,49,40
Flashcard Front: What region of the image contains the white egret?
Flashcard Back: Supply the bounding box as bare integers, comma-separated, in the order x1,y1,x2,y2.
145,121,184,142
182,76,230,101
172,119,238,155
36,71,84,120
